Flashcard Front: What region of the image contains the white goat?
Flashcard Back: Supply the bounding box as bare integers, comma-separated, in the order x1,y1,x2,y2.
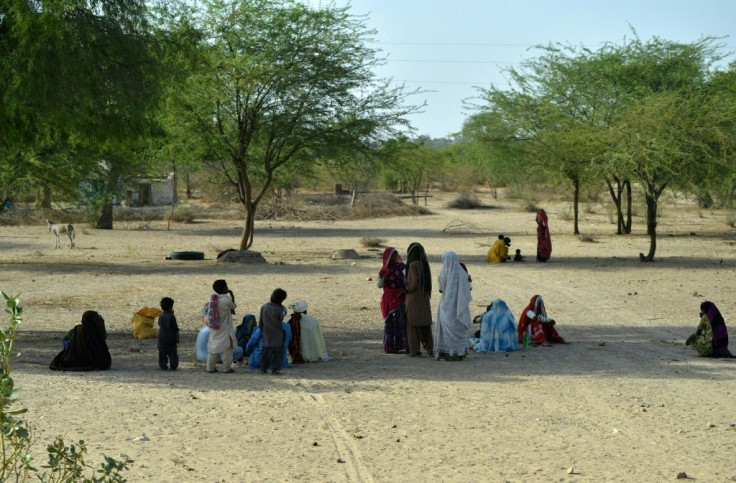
47,220,75,248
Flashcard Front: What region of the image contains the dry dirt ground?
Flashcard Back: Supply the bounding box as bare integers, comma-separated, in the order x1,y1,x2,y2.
1,191,735,482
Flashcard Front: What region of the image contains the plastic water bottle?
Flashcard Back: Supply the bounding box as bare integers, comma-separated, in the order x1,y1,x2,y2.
522,330,530,349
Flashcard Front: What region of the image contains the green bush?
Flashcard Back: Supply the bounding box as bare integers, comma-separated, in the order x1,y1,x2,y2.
1,292,132,482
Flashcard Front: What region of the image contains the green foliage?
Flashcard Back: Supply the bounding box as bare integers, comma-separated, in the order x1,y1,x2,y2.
156,0,421,249
0,292,132,482
469,33,736,259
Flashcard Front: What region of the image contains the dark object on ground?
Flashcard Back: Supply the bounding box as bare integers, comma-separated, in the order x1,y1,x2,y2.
169,251,205,260
217,249,267,264
217,248,237,259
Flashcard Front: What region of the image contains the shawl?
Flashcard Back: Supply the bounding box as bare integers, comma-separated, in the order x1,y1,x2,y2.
517,294,565,344
50,311,111,371
379,247,406,289
406,242,432,295
434,251,472,356
473,299,519,353
536,209,552,260
701,301,731,358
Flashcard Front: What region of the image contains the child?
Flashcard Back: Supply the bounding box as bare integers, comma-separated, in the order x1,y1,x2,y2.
513,249,525,262
157,297,179,371
207,280,237,373
259,288,288,375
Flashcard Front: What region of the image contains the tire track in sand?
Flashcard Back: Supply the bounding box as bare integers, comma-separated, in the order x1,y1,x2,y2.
296,384,374,483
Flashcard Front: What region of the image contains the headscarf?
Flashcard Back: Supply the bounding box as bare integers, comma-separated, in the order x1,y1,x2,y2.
406,242,431,295
379,247,406,289
290,300,308,314
700,301,731,358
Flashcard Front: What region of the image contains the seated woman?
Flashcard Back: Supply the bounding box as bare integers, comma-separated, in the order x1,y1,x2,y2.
235,314,257,362
471,299,519,353
517,295,566,345
288,300,328,363
487,236,511,263
686,301,732,358
50,311,111,371
245,321,292,370
196,324,245,364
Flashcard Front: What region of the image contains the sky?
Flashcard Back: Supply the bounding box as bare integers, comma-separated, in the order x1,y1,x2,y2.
307,0,736,139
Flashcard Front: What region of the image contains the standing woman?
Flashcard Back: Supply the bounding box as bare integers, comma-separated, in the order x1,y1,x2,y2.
378,247,408,353
434,251,472,361
405,242,434,357
536,209,552,262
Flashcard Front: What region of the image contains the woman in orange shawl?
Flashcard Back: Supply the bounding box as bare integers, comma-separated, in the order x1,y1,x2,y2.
517,295,565,345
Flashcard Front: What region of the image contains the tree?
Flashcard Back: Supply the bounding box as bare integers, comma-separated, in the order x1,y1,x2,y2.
1,0,163,227
472,34,736,259
600,37,736,260
159,0,420,250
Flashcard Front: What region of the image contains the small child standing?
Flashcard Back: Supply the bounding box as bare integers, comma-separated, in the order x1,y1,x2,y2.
259,288,288,375
158,297,179,371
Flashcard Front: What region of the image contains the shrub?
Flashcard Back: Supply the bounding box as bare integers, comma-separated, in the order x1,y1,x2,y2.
0,292,132,482
170,206,196,223
359,237,385,248
445,194,485,209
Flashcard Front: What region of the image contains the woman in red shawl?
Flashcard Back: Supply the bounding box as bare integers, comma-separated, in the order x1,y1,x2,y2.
378,247,408,353
536,209,552,262
517,295,565,345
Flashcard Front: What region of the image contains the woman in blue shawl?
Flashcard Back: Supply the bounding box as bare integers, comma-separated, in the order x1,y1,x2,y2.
471,299,519,353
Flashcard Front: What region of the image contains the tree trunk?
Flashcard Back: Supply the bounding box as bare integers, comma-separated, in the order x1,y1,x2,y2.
624,180,632,234
238,201,256,250
41,185,52,210
640,192,658,262
606,178,625,235
572,177,580,235
172,164,178,205
96,165,120,229
96,201,114,229
185,173,192,199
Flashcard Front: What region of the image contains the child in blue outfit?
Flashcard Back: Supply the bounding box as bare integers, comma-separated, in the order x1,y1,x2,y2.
157,297,179,370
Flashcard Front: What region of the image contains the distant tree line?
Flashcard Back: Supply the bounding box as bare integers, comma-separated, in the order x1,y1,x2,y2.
2,2,735,259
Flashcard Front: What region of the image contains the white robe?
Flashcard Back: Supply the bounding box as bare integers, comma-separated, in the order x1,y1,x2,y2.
207,294,237,354
299,313,328,362
434,251,472,357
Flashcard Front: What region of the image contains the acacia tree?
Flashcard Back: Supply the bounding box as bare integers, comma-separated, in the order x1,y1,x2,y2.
160,0,419,250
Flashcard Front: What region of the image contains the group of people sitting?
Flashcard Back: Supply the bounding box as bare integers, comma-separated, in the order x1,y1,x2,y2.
487,208,553,263
49,280,328,373
46,252,732,373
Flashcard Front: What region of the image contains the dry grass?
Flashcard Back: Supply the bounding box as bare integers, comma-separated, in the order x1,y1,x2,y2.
359,237,386,248
578,233,598,242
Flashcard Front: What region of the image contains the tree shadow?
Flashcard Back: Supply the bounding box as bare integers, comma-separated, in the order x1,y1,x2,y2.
13,323,734,395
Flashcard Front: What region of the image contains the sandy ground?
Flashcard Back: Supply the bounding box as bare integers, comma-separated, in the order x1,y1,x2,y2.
2,191,736,482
